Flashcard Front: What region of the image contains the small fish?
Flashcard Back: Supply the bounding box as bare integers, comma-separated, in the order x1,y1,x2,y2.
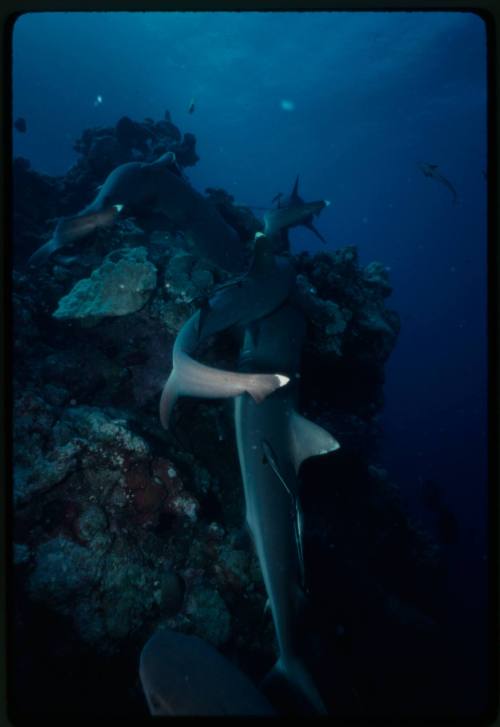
14,117,27,133
419,163,459,206
188,97,195,114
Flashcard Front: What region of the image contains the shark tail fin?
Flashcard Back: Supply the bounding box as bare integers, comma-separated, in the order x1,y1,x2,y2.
159,371,179,430
290,412,340,474
27,236,60,267
246,374,289,404
261,657,328,715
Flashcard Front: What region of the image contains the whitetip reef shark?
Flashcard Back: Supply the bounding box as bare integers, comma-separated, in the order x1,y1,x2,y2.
159,232,339,714
235,300,339,715
28,152,245,271
264,175,330,243
139,626,275,715
419,162,459,206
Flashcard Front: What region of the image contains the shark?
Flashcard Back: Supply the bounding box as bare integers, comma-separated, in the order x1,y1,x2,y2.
159,232,339,714
264,175,330,244
234,300,339,715
419,163,459,206
159,232,295,429
28,152,245,272
139,626,275,715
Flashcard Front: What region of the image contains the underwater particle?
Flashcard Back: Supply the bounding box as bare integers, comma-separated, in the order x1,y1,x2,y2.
14,117,27,133
280,99,295,111
94,95,103,107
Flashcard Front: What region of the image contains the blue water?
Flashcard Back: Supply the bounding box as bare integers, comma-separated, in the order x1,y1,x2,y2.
12,9,489,715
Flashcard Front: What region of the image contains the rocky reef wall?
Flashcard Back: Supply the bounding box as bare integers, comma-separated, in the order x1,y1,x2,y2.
11,113,451,718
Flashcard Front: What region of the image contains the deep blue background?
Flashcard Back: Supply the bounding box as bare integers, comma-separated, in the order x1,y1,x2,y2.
12,8,489,709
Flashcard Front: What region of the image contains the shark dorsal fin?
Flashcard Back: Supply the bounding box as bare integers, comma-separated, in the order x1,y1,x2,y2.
249,232,276,276
290,412,340,474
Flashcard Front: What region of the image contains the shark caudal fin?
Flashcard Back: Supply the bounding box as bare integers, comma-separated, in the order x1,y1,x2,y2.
290,412,340,474
159,371,179,430
246,374,290,404
261,657,328,715
27,236,62,266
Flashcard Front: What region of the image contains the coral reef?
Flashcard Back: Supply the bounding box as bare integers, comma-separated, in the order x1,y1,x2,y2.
52,247,157,323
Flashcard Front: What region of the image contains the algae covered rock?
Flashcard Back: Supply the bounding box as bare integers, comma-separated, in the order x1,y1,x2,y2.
29,535,102,607
362,261,392,298
163,250,214,304
184,584,232,647
53,247,157,323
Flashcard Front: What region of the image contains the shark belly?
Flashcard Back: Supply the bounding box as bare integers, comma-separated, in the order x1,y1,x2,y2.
234,303,333,713
235,389,303,661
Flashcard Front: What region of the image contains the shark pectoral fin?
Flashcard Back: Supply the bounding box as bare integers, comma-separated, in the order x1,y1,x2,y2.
159,371,179,430
290,413,340,474
305,221,327,244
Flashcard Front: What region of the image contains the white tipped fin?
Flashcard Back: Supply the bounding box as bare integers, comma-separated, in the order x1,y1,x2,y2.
276,374,290,388
113,204,124,213
324,199,331,207
289,412,340,474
